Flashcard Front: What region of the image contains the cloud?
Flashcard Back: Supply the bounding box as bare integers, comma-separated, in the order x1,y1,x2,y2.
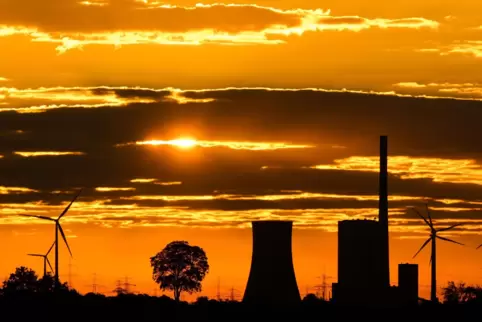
13,151,85,157
393,82,482,99
0,86,167,113
0,1,439,53
415,41,482,59
0,186,38,194
0,77,9,82
1,86,482,235
95,187,136,192
3,85,482,116
122,139,316,151
312,156,482,186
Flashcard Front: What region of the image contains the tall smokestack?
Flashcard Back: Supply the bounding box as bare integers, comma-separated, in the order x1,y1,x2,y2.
379,135,390,287
243,221,301,307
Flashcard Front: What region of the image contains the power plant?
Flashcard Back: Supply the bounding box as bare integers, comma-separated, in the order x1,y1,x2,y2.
398,264,419,306
334,220,385,306
243,220,301,306
333,135,391,306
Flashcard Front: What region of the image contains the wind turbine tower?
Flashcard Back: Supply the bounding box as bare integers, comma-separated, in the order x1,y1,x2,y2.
21,189,82,287
27,241,55,277
411,204,464,302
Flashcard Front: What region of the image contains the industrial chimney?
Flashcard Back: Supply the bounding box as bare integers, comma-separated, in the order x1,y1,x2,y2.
379,135,390,288
243,221,301,306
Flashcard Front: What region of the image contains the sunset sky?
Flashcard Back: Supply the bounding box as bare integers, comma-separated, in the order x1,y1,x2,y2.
1,0,482,300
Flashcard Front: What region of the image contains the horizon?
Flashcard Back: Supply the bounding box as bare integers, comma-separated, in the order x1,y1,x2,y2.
1,0,482,302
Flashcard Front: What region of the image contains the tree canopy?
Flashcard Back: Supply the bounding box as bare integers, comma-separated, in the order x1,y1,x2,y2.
2,266,39,294
1,267,72,296
150,240,209,302
442,281,482,305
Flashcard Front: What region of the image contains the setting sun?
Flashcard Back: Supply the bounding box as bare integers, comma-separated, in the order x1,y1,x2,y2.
171,138,197,149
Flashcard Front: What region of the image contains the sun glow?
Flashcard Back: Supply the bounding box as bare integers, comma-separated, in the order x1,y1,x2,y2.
170,138,197,149
128,138,315,151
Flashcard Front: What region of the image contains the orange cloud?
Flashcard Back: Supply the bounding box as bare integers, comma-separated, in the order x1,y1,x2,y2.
14,151,85,157
0,186,38,194
95,187,136,192
130,178,158,183
312,156,482,186
1,198,478,236
127,139,315,151
0,1,439,53
415,41,482,59
393,82,482,98
0,86,158,113
3,85,482,115
121,191,424,202
130,178,182,186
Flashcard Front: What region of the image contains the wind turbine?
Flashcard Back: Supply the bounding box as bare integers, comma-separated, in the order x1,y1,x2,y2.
477,244,482,250
27,241,55,277
411,204,464,303
21,189,82,287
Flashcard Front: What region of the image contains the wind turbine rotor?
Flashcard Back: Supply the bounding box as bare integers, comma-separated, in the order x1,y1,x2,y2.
436,235,464,246
57,188,82,220
413,237,431,259
57,222,73,257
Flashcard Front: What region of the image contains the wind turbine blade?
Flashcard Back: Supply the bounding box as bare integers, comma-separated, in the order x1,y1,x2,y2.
27,254,44,257
477,244,482,250
437,223,463,232
425,203,433,227
19,214,55,222
410,207,432,228
413,237,431,259
46,241,55,256
58,189,82,220
46,257,54,273
58,223,73,257
436,235,464,246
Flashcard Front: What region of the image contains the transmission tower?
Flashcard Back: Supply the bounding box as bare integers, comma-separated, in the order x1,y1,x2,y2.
123,276,136,294
229,287,240,301
315,270,333,300
216,277,221,301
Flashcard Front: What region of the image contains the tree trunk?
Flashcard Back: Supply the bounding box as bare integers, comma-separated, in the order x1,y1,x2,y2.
174,287,180,302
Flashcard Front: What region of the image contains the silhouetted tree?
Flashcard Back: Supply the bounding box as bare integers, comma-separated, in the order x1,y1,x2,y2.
150,240,209,302
2,266,39,294
442,281,482,304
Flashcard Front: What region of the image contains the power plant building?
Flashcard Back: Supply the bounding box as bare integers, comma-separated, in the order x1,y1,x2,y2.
333,136,391,306
243,221,301,306
335,219,385,306
398,264,419,306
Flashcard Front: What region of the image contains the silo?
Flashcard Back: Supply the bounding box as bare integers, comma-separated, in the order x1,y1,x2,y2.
398,264,419,306
243,221,301,306
336,219,385,306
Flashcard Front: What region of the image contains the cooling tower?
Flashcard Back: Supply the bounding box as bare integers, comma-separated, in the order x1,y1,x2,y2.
379,135,390,288
243,221,301,306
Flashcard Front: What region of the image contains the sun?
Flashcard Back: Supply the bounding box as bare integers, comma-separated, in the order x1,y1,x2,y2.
170,138,197,149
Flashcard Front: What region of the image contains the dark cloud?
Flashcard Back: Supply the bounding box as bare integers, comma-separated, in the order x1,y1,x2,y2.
1,87,482,229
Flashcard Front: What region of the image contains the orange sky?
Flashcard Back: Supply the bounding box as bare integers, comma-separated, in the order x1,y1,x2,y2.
1,0,482,301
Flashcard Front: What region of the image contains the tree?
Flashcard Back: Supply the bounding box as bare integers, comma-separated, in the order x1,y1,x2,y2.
150,240,209,302
442,281,482,304
2,266,39,294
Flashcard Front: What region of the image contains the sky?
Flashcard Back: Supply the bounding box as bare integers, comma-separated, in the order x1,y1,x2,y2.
1,0,482,300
